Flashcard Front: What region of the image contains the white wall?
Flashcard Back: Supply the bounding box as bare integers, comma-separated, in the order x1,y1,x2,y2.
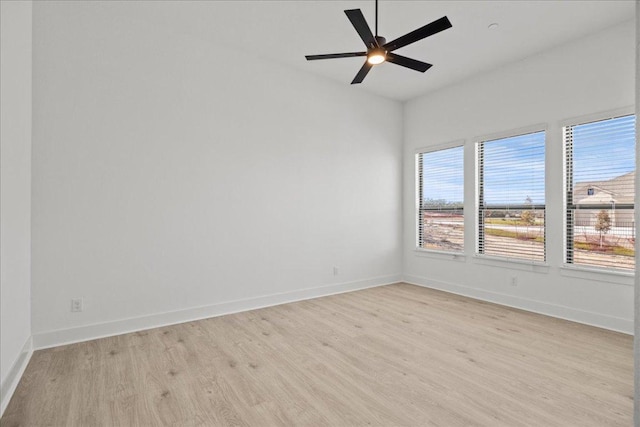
0,0,33,414
30,2,403,346
403,20,636,333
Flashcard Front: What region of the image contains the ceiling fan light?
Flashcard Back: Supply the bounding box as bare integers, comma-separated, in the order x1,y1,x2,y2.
367,51,386,65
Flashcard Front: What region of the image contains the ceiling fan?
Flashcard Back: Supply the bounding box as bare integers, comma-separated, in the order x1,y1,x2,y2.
305,0,452,84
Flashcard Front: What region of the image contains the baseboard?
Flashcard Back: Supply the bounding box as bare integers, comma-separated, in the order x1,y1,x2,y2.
32,274,402,350
403,274,633,335
1,336,33,417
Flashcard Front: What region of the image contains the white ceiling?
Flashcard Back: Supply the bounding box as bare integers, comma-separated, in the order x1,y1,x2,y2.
138,0,634,102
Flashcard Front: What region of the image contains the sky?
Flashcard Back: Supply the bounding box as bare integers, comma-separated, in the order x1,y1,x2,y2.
421,145,464,204
421,114,635,206
482,131,545,205
572,114,635,183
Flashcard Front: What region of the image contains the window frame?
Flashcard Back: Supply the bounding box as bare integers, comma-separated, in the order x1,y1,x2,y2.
475,124,547,264
562,107,636,274
415,140,466,255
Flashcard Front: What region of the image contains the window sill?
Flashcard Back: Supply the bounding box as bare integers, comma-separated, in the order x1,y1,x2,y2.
414,249,466,262
560,265,634,286
472,255,549,273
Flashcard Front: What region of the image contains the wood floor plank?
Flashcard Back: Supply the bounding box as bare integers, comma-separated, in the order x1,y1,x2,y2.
1,283,632,426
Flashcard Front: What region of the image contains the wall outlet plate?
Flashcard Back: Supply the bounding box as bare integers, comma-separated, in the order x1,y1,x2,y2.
71,298,83,312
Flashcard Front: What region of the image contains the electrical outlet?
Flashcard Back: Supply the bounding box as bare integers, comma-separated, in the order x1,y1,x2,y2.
510,276,518,286
71,298,83,312
333,266,339,276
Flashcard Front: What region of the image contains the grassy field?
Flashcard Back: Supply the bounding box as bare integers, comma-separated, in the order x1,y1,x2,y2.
573,241,635,257
484,227,544,243
484,227,634,257
484,218,544,226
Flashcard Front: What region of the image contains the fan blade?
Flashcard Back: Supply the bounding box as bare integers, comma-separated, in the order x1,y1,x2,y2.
345,9,377,49
384,16,452,52
351,61,373,84
386,52,432,72
305,52,367,60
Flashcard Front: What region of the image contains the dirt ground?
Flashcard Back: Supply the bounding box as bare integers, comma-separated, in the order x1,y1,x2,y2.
421,221,634,270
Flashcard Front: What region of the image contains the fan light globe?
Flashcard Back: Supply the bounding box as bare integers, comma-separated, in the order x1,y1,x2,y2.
367,52,386,65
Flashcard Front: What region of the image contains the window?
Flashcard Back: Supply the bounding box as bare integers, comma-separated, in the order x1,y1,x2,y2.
477,131,546,262
417,145,464,252
564,114,635,271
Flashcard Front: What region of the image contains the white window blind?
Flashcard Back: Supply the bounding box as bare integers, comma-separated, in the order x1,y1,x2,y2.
564,114,635,271
477,131,545,262
417,145,464,252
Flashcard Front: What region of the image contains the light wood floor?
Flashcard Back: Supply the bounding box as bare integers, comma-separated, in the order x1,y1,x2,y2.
1,283,632,426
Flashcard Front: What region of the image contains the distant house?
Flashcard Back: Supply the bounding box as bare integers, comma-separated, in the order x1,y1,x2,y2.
573,171,634,227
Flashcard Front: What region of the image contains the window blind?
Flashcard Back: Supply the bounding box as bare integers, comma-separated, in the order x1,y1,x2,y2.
477,131,545,262
564,114,635,271
417,145,464,252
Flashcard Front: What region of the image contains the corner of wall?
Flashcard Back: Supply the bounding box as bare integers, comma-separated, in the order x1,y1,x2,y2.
632,1,639,424
0,337,33,417
0,0,33,418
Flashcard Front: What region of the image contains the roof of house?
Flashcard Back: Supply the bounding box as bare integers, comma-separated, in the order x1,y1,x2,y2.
574,171,635,205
